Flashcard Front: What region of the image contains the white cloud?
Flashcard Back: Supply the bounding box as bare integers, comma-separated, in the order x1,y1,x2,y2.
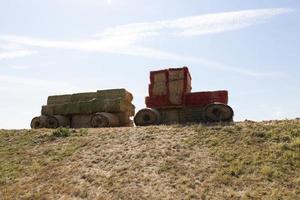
0,8,292,76
0,50,37,60
100,8,292,37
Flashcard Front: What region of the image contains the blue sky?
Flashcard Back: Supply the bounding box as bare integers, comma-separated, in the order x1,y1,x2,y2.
0,0,299,128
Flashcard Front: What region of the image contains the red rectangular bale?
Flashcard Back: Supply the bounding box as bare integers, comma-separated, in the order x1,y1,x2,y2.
185,91,228,107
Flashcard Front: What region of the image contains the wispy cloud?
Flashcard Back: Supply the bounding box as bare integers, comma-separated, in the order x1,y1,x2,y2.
100,8,292,38
0,42,37,60
0,8,293,76
0,50,37,60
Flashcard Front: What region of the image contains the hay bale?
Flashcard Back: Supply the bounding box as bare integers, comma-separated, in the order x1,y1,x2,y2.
168,67,191,81
156,107,205,125
71,92,97,102
203,103,233,122
149,83,168,96
115,112,132,125
168,80,185,105
47,89,133,106
91,112,120,127
179,107,205,123
71,114,93,128
42,99,134,116
47,95,72,105
150,70,168,83
97,89,133,102
53,115,70,128
158,109,180,125
134,108,161,126
41,105,54,115
31,115,66,129
31,116,48,129
124,120,134,127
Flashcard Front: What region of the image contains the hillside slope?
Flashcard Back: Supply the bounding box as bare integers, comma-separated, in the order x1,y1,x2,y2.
0,120,299,199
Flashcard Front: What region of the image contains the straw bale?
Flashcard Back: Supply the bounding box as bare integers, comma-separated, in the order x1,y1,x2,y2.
47,95,71,105
71,114,92,128
71,92,97,102
168,80,184,105
168,67,191,81
169,69,184,81
31,116,48,129
150,83,168,96
97,89,133,102
91,112,120,127
179,107,205,123
158,109,180,125
152,72,168,83
54,115,70,128
115,112,131,125
134,108,161,126
124,120,134,127
42,99,134,115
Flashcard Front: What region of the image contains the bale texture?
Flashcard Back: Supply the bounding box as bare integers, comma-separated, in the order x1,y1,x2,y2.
97,89,133,103
134,108,161,126
31,116,48,129
47,89,133,106
42,99,134,116
149,83,168,96
71,114,93,128
203,103,234,122
31,115,61,129
168,80,185,105
150,70,168,83
91,112,120,128
53,115,70,128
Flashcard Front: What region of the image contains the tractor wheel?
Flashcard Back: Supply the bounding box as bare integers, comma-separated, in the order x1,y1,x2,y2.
53,115,70,128
134,108,161,126
46,115,59,129
31,116,48,129
91,112,120,128
31,115,60,129
203,103,234,122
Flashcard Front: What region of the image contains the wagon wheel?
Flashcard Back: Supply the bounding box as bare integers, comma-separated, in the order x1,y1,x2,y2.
46,116,59,129
30,116,46,129
91,112,120,128
31,115,59,129
134,108,161,126
203,103,234,122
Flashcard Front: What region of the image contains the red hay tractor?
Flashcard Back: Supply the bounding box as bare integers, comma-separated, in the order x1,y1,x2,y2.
134,67,234,126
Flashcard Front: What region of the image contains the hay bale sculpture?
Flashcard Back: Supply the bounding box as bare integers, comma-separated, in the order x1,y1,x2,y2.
31,89,135,128
134,67,234,126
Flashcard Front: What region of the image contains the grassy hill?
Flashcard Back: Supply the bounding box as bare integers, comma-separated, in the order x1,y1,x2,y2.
0,120,299,199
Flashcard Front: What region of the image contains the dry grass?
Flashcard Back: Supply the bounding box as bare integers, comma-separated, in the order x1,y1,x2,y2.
0,120,299,199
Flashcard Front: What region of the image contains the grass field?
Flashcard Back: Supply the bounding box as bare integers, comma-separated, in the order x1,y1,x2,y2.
0,120,299,199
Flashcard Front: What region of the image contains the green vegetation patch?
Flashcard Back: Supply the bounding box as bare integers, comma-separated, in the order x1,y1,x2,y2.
185,120,300,199
0,128,89,188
